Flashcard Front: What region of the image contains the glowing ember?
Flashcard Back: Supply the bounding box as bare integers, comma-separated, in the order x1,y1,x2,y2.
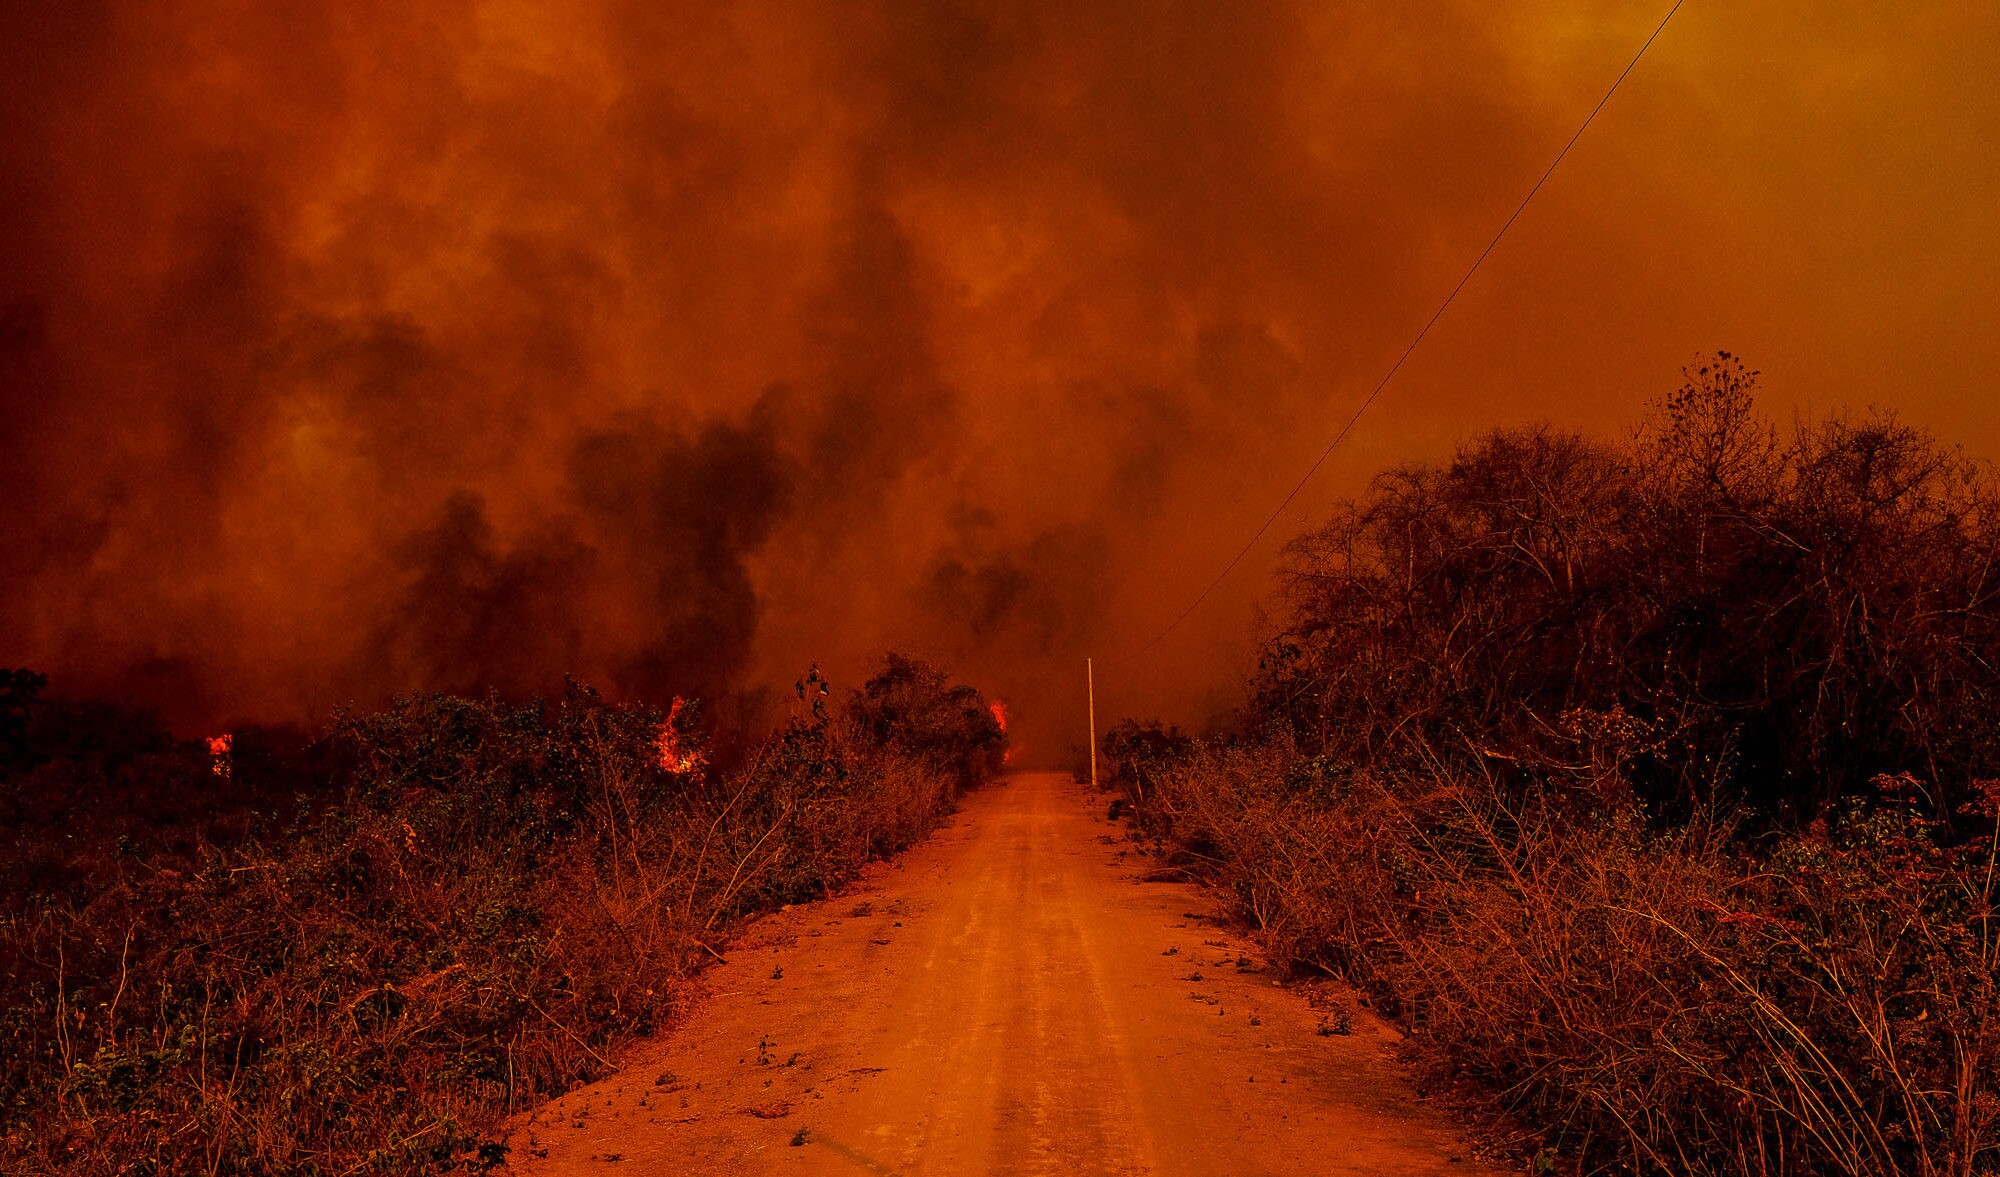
207,733,232,779
656,697,704,774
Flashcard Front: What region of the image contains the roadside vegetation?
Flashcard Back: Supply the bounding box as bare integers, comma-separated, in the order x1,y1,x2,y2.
1108,355,2000,1177
0,655,1003,1175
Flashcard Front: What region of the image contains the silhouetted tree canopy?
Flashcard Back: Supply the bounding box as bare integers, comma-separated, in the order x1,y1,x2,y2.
1256,354,2000,825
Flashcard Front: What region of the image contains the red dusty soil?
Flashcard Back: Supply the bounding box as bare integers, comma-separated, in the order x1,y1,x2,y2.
504,771,1510,1176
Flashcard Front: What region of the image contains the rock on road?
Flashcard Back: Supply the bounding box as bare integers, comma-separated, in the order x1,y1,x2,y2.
505,772,1506,1176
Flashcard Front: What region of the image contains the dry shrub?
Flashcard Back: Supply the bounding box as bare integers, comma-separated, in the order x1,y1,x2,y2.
0,656,1002,1175
1114,356,2000,1175
1122,724,1999,1175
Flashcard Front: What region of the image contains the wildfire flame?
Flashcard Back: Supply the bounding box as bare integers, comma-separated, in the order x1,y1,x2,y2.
656,697,704,774
207,733,232,779
990,701,1014,765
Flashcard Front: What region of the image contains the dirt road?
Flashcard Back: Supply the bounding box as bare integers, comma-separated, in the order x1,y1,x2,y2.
506,772,1506,1176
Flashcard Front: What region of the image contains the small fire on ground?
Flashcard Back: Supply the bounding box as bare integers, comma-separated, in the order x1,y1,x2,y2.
207,733,232,779
656,697,705,774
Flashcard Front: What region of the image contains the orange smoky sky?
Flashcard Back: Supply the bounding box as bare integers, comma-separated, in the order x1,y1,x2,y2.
2,2,1996,756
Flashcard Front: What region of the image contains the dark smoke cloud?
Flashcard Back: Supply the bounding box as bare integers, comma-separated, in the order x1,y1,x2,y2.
2,2,1996,755
377,492,596,701
926,522,1110,654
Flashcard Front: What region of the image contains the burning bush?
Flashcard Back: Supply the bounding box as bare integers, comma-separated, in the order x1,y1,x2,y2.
0,662,1004,1174
846,653,1007,790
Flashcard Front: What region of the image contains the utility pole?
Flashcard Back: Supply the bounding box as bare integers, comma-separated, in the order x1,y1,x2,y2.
1087,657,1098,791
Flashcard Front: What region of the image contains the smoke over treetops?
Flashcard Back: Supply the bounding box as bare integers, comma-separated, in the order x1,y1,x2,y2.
3,3,1996,752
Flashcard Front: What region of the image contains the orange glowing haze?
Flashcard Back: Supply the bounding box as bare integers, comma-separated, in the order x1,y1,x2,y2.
2,4,1996,752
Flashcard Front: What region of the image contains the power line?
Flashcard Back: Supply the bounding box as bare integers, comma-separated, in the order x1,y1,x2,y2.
1115,0,1685,666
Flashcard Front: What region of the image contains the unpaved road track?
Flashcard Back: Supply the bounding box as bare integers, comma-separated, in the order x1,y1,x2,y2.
506,772,1506,1176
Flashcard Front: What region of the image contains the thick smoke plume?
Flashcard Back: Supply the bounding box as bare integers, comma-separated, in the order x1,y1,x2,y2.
3,3,1996,754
